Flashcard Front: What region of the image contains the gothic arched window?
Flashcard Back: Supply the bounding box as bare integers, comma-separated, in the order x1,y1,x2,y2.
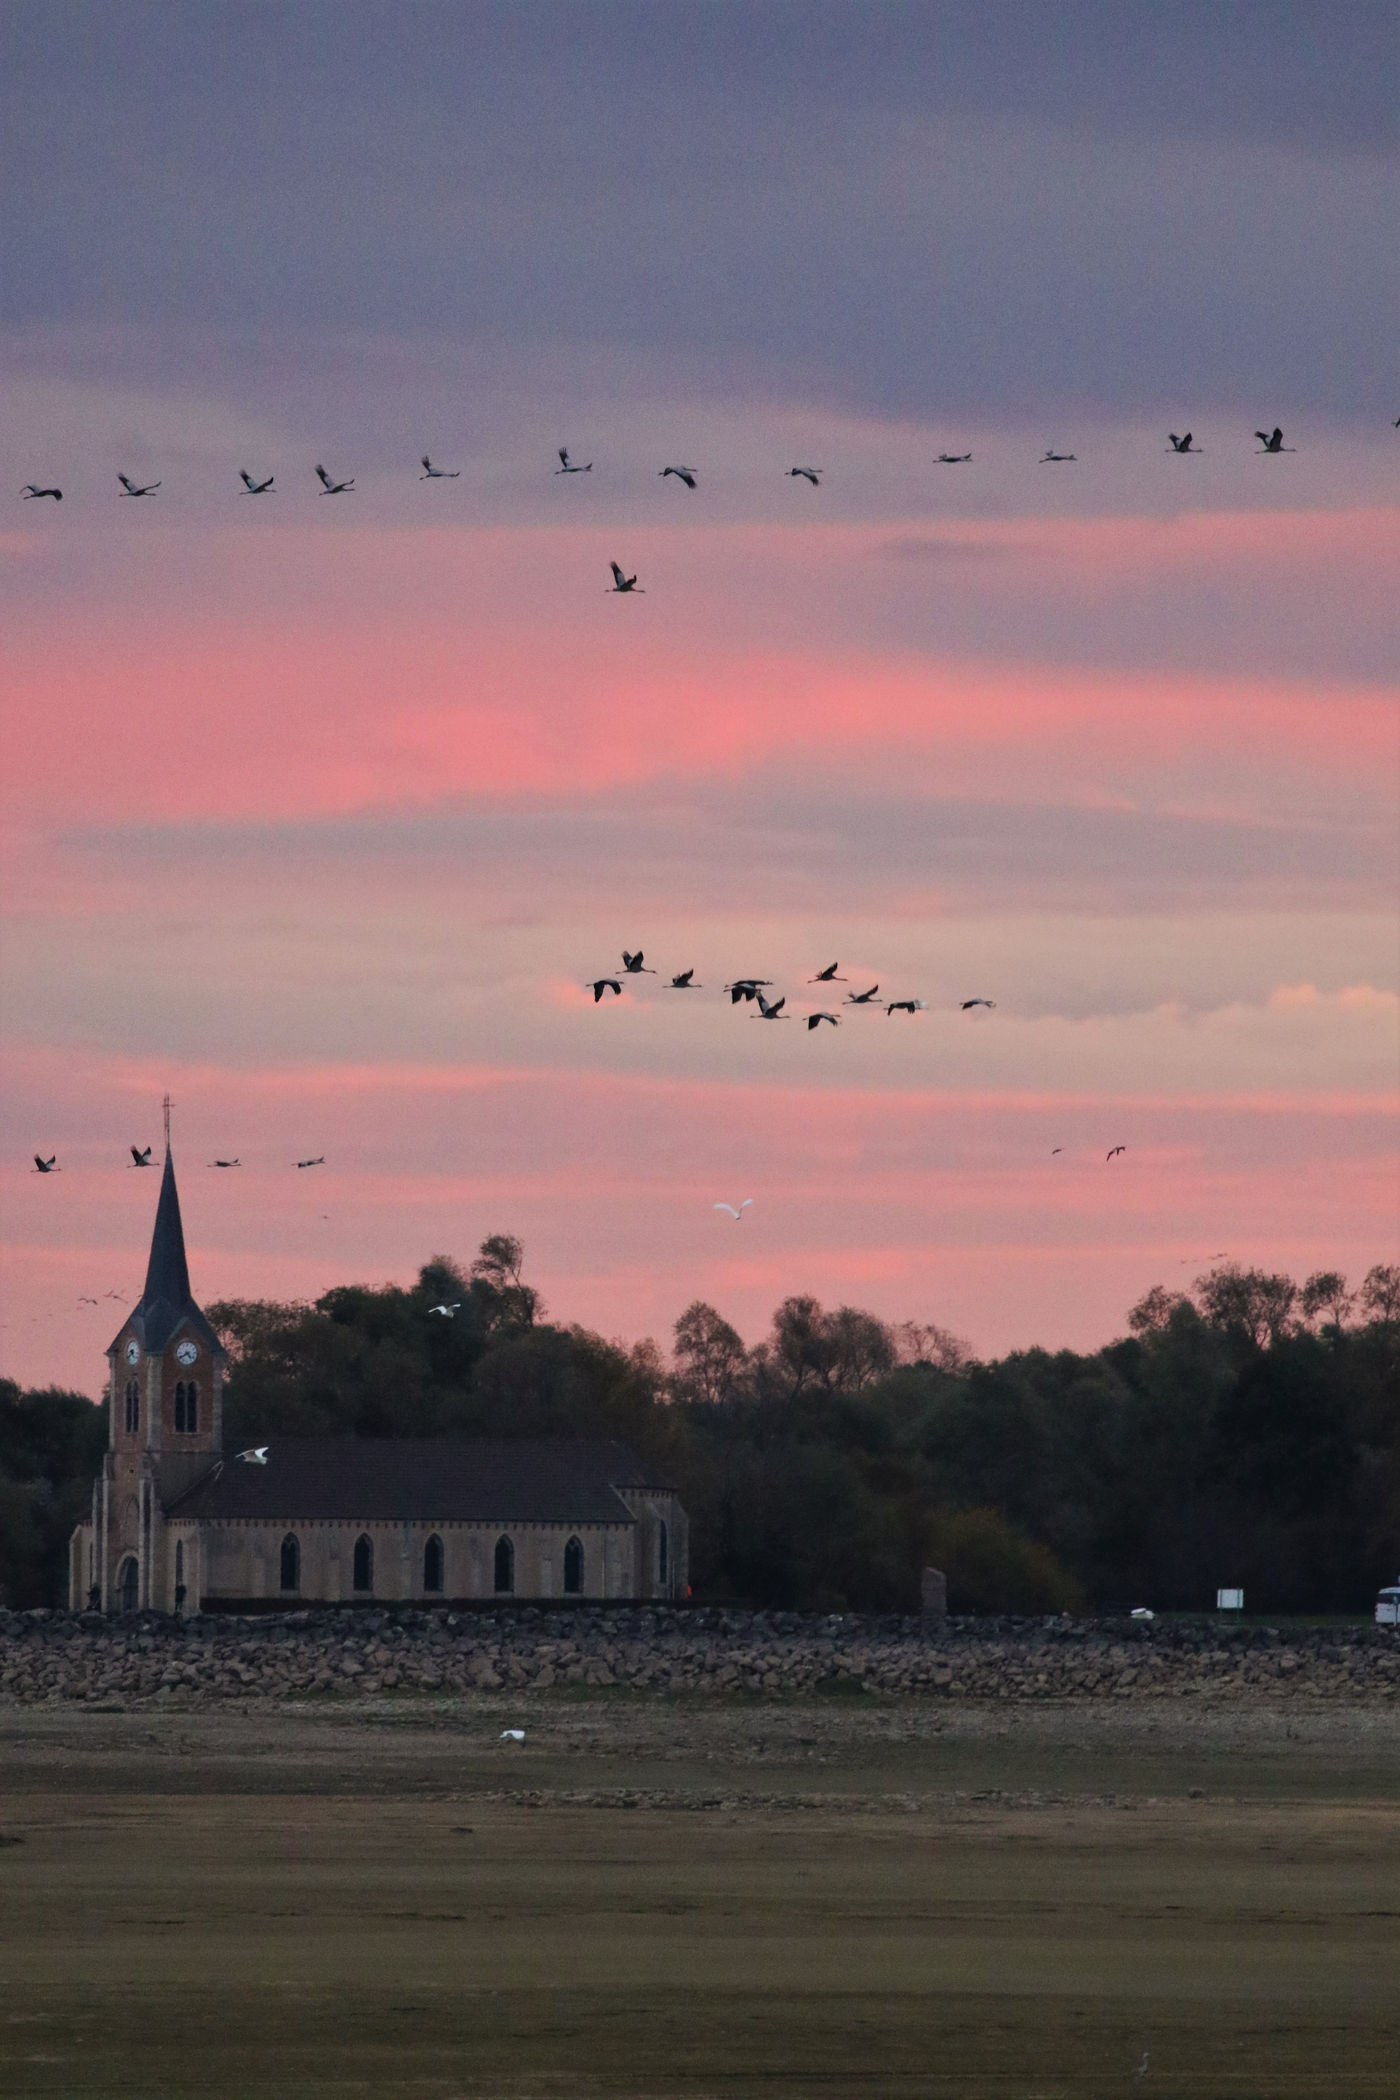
493,1535,514,1594
124,1380,139,1434
117,1556,139,1613
423,1534,444,1593
658,1519,669,1587
280,1534,300,1593
563,1535,584,1595
352,1534,374,1594
174,1381,188,1433
183,1381,198,1434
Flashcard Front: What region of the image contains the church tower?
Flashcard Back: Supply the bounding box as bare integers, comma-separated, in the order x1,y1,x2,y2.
92,1145,226,1611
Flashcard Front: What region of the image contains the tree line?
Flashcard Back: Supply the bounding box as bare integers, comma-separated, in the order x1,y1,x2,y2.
2,1238,1396,1615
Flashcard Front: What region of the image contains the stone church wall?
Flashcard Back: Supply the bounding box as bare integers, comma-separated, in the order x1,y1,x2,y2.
72,1490,690,1611
196,1516,654,1607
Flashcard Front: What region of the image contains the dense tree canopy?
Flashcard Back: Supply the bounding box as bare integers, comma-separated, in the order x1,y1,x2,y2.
3,1253,1396,1615
0,1381,108,1610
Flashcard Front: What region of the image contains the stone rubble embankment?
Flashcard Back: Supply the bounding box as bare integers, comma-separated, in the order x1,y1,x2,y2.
1,1606,1396,1708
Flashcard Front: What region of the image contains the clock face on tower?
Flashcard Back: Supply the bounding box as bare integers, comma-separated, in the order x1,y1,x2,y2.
175,1340,198,1366
125,1339,140,1366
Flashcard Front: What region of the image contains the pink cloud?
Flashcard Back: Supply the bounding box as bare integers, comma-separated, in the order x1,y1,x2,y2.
2,509,1394,829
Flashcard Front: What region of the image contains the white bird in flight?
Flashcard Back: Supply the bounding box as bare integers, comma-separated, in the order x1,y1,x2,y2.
429,1303,461,1318
118,473,159,496
240,470,275,492
500,1728,526,1740
235,1447,269,1465
714,1199,753,1221
315,465,354,493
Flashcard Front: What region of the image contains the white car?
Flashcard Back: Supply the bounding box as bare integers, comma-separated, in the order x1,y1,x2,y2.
1376,1587,1400,1627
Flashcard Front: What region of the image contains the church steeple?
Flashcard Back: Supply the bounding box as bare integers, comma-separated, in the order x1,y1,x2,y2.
109,1143,222,1361
99,1133,227,1609
136,1148,193,1345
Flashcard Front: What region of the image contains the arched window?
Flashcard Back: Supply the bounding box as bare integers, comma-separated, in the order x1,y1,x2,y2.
185,1380,198,1434
658,1519,669,1586
175,1540,184,1586
117,1556,139,1612
280,1534,300,1593
174,1381,187,1433
124,1380,139,1434
423,1534,444,1594
352,1534,374,1594
493,1535,514,1595
563,1535,584,1594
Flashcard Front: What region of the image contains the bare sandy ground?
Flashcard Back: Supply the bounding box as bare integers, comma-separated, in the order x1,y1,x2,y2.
2,1694,1397,2097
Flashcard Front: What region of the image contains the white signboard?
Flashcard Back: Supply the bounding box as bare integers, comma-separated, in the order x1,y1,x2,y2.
1216,1588,1245,1611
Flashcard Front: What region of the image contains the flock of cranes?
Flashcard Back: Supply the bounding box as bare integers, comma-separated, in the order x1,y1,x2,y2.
16,423,1375,596
30,1149,325,1174
584,948,994,1029
17,422,1356,510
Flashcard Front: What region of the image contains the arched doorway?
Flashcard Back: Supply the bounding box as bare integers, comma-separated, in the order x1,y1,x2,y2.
493,1535,514,1594
117,1556,139,1613
563,1535,584,1594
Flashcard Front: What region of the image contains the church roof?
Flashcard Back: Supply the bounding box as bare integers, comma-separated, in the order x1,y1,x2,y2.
162,1437,669,1525
110,1148,223,1359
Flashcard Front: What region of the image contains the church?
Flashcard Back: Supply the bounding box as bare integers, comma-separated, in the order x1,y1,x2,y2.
69,1149,688,1612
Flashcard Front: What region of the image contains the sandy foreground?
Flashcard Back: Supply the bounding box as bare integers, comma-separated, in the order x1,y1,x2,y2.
1,1693,1397,2098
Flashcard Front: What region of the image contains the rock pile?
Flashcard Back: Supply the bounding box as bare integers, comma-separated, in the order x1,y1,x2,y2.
0,1607,1395,1708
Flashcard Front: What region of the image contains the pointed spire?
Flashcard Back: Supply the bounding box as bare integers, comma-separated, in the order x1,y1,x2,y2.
118,1146,219,1358
140,1147,191,1318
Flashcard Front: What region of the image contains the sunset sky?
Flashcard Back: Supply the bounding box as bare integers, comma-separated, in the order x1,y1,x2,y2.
2,0,1396,1396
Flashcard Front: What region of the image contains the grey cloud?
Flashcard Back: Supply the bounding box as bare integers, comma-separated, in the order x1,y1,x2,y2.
877,537,1007,563
61,772,1392,917
2,2,1395,424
